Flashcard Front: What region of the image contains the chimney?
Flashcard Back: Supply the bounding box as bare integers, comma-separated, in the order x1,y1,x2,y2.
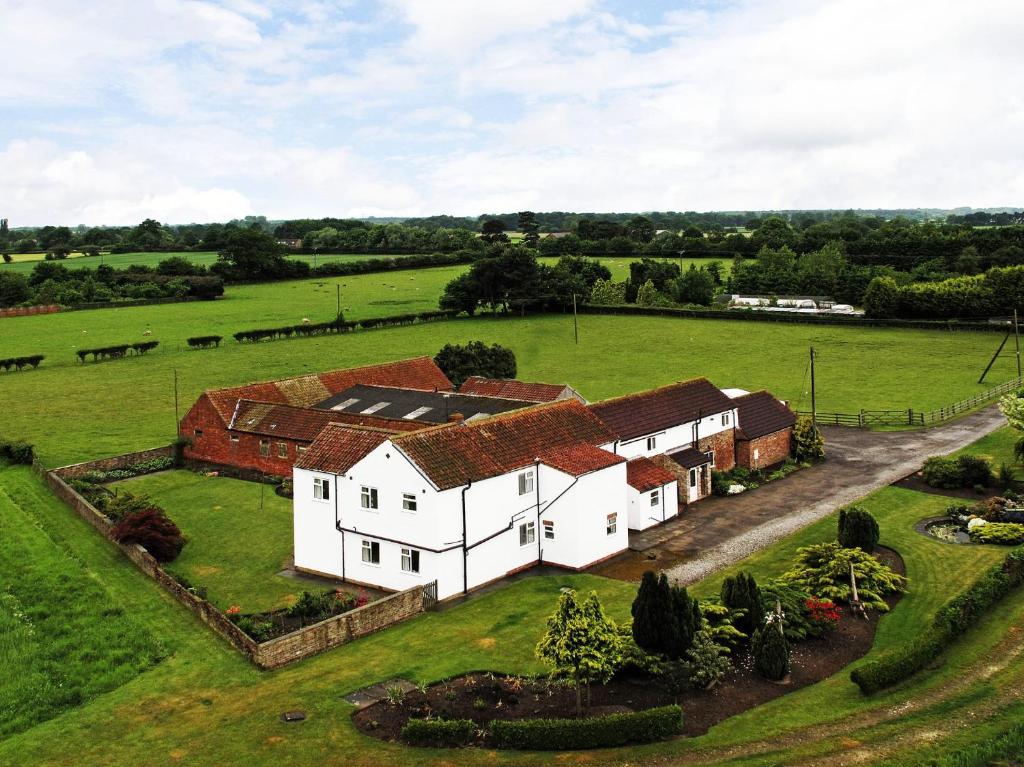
448,412,465,425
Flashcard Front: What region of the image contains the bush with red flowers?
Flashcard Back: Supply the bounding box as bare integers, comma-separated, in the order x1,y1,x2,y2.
805,598,841,636
111,507,186,563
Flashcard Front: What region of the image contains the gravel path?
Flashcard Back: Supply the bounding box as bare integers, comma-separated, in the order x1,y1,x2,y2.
624,404,1008,586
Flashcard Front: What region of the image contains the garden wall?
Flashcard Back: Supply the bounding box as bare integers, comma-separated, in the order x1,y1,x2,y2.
0,304,61,319
41,451,433,669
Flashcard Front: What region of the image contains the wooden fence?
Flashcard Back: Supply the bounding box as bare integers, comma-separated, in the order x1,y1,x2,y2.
800,376,1022,427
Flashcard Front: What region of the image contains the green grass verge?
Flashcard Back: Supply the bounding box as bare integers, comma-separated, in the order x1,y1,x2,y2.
112,471,326,612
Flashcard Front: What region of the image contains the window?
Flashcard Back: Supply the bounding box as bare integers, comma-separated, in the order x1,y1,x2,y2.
689,468,698,488
704,450,715,466
361,539,380,564
361,486,378,510
361,401,390,415
230,435,239,444
519,521,536,546
313,477,330,501
259,440,270,457
650,488,660,507
193,428,203,437
646,436,657,451
278,442,288,459
401,547,420,573
296,445,307,455
606,513,618,535
722,413,731,426
543,520,555,540
518,470,534,496
331,398,360,411
402,493,417,512
404,406,433,420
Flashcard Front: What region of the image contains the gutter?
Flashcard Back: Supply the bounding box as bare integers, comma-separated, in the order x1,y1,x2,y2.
461,480,472,595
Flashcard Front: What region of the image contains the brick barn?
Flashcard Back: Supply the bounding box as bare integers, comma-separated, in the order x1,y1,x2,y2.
732,391,797,470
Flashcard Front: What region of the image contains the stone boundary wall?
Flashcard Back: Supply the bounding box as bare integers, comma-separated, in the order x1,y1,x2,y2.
41,451,431,669
0,304,61,319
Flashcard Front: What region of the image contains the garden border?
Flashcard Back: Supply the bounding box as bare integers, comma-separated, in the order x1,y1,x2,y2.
35,449,435,669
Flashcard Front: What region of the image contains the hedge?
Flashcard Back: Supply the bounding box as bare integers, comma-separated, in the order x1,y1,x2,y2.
0,354,44,372
76,341,159,362
0,437,35,464
400,718,476,747
487,705,682,750
851,549,1024,694
233,310,458,344
186,335,223,349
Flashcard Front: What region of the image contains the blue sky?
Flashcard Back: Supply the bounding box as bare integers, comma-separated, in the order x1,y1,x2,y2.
2,0,1023,226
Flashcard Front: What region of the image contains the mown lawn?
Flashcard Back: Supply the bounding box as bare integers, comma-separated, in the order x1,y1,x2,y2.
113,471,326,612
2,431,1024,765
0,465,164,738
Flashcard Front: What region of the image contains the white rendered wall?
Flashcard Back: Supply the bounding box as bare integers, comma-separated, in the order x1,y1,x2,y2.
613,410,737,460
627,481,679,530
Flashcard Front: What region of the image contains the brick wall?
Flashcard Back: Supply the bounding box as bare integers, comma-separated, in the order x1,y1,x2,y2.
42,457,429,669
56,445,175,479
736,428,792,470
0,304,61,319
698,428,736,471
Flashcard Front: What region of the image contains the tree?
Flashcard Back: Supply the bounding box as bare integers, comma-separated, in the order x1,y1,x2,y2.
0,218,8,243
862,276,901,318
110,508,186,563
156,256,200,276
671,265,716,305
838,506,880,552
0,273,31,308
626,215,655,243
518,211,540,249
720,572,764,637
792,415,825,463
955,245,981,275
481,218,509,244
588,278,627,305
536,589,621,717
433,341,516,387
631,572,700,660
635,279,671,307
666,585,702,660
215,227,298,280
752,617,790,680
750,216,796,250
438,273,479,315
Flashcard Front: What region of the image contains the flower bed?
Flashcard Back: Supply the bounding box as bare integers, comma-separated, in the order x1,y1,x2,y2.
712,459,803,496
228,588,371,642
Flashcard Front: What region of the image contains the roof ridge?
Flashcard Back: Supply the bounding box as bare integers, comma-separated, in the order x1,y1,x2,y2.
320,422,403,436
590,377,714,407
207,356,436,395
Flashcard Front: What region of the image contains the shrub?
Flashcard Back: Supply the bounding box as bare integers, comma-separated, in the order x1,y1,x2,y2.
805,598,841,634
110,508,186,562
676,629,731,689
102,492,152,522
752,623,790,680
631,571,701,660
400,718,476,747
956,454,995,487
286,590,337,623
998,462,1015,487
186,335,222,349
922,455,994,489
0,355,45,372
235,615,275,642
0,438,35,465
780,542,906,611
720,572,764,637
970,522,1024,546
487,705,682,750
434,341,516,388
851,549,1024,694
838,506,880,552
758,580,814,641
792,416,825,463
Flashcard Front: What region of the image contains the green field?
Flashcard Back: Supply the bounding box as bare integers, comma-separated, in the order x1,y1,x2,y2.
113,471,325,612
3,426,1024,766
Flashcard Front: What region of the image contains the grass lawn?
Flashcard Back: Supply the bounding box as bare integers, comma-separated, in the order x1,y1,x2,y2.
2,428,1024,764
113,471,325,612
0,465,164,738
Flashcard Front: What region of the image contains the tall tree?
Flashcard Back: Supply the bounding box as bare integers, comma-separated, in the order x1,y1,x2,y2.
518,211,540,249
481,218,509,244
720,572,764,637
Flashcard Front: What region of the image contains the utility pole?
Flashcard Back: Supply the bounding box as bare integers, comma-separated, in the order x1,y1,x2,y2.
337,284,341,318
1015,309,1021,379
173,369,180,428
809,346,817,428
572,293,578,345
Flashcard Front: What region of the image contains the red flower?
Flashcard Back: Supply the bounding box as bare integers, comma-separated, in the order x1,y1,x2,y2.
226,604,241,615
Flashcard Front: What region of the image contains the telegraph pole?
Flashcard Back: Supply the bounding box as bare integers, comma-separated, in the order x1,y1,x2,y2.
173,369,180,427
337,284,341,318
809,347,817,428
572,293,578,345
1015,310,1022,379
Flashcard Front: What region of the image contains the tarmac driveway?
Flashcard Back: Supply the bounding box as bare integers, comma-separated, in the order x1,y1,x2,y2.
589,404,1008,585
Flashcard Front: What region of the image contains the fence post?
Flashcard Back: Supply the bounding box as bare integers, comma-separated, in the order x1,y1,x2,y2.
859,409,865,428
907,408,913,426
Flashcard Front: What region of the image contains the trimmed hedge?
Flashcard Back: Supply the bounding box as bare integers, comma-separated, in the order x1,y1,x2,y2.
487,705,682,750
233,310,458,344
400,718,476,747
851,549,1024,694
76,341,159,362
186,335,222,349
0,437,34,464
0,354,44,372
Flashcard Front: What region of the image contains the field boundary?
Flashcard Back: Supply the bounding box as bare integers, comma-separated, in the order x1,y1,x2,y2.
35,450,434,669
800,376,1022,427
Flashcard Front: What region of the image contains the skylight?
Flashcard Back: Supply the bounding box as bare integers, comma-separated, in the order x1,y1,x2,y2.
404,406,433,420
361,402,391,415
331,398,360,411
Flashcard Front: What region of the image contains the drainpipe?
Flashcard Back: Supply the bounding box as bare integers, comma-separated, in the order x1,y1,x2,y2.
461,480,473,595
534,459,542,563
661,484,666,522
333,474,345,581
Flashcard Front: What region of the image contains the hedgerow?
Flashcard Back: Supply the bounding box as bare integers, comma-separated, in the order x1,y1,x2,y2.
76,341,159,362
0,355,45,372
186,335,222,349
232,310,458,343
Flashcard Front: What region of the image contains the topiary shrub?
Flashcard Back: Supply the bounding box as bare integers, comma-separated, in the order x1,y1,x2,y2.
720,571,764,637
487,705,682,750
838,506,880,552
111,508,185,562
752,622,790,680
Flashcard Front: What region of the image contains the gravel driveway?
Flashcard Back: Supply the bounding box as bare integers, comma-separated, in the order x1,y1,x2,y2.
589,404,1008,585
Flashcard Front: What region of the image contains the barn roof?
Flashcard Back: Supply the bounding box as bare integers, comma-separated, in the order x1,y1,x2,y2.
202,357,453,424
734,391,796,440
458,376,577,403
315,384,533,423
589,378,735,442
230,400,421,441
392,399,618,490
626,457,678,492
294,424,394,475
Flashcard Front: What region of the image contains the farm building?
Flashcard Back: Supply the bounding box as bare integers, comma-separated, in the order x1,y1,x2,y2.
457,376,585,403
731,390,797,470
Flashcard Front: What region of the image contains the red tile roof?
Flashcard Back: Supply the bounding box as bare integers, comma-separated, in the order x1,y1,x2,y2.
204,357,453,424
230,400,421,441
589,378,735,441
734,391,796,440
540,443,625,476
392,400,618,490
626,457,678,492
458,376,575,403
294,424,394,475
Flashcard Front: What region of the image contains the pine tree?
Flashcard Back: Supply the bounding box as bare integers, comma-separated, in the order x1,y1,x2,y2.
752,622,790,680
666,585,702,660
631,570,667,653
838,506,880,552
720,572,764,637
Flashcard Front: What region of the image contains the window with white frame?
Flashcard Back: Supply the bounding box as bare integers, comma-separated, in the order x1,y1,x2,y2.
361,539,380,564
259,440,270,457
704,450,714,466
313,477,330,501
277,442,288,458
402,493,417,512
230,435,239,444
543,520,555,539
401,547,420,573
606,513,617,535
650,488,660,506
296,445,307,455
646,436,657,451
518,470,534,496
722,412,731,426
361,486,378,510
689,468,698,488
519,520,536,546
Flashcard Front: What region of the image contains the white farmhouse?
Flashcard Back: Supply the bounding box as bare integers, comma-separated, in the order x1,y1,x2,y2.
293,400,630,600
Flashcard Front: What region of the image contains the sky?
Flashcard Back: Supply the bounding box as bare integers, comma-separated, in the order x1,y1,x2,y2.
2,0,1023,226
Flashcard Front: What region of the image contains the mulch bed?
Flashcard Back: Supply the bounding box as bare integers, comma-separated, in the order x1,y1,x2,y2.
353,547,905,745
891,471,1013,501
